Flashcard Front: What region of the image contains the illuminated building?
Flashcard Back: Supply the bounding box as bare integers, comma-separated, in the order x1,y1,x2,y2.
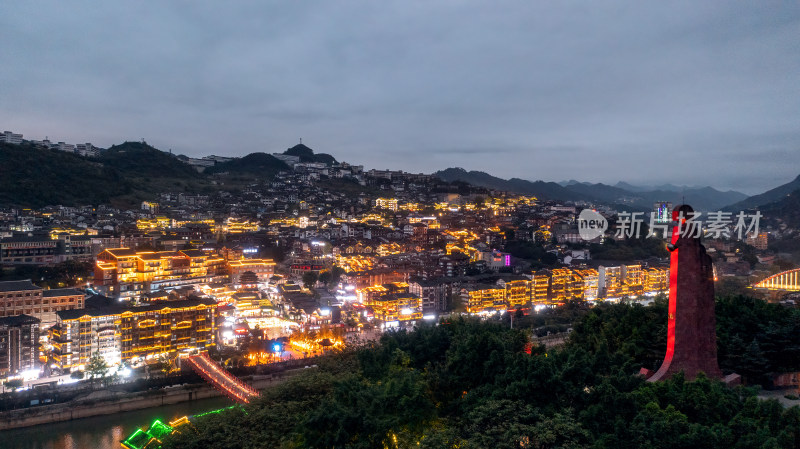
136,216,174,231
0,281,83,327
573,269,599,301
464,286,505,314
228,258,276,285
643,267,669,293
0,314,40,377
374,198,399,212
598,266,624,298
367,293,422,322
597,264,668,298
357,282,409,304
50,298,217,372
653,202,673,224
335,255,375,272
231,290,270,317
497,278,530,308
51,309,122,371
530,272,549,304
548,268,575,303
345,269,409,290
225,218,260,233
94,248,228,298
623,264,644,296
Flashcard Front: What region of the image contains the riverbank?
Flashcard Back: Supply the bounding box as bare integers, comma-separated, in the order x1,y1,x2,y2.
0,367,310,431
2,396,234,449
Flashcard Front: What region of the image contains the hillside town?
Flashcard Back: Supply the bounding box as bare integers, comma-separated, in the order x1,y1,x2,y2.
1,137,792,387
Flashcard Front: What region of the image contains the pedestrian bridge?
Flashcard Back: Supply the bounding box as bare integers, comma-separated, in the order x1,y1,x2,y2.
183,352,259,403
752,268,800,292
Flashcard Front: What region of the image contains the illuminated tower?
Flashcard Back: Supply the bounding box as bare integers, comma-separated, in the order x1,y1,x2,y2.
648,205,722,382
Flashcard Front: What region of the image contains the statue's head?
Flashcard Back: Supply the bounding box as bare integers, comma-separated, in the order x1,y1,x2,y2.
667,204,700,250
672,204,694,222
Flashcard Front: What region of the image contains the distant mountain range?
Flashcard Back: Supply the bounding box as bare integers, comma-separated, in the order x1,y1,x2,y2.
724,174,800,211
1,137,797,217
435,168,582,202
436,168,751,211
756,186,800,228
562,180,706,193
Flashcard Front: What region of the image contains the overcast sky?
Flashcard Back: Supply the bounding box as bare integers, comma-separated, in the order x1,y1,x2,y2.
1,1,798,194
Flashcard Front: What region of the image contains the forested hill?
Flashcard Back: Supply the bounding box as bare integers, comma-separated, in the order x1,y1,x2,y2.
284,143,337,165
0,142,292,208
0,142,132,207
204,152,288,176
101,141,201,178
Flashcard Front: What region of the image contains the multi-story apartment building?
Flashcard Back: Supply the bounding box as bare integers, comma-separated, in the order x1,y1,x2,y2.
41,288,85,326
643,267,669,293
94,248,229,298
0,234,95,265
55,142,75,153
1,131,23,144
0,281,83,327
622,264,644,296
464,285,506,314
598,266,625,298
573,269,599,301
0,314,40,377
408,280,450,314
0,235,60,265
549,268,578,303
497,278,530,308
50,298,217,372
75,143,98,157
599,265,668,298
367,293,422,322
746,232,769,251
530,272,550,304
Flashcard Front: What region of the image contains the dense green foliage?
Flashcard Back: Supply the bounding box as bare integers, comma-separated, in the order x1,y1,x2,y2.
0,141,209,207
0,142,130,207
101,141,201,178
0,141,287,208
716,296,800,385
589,236,669,261
504,240,560,268
0,140,352,208
570,296,800,385
162,299,800,449
0,260,92,288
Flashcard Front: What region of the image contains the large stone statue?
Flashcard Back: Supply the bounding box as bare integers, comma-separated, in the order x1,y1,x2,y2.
648,204,722,381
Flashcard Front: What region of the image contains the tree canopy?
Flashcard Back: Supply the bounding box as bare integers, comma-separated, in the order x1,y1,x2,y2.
162,298,800,449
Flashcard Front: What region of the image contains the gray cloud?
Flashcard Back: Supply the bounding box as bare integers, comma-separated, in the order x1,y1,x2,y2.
1,1,798,194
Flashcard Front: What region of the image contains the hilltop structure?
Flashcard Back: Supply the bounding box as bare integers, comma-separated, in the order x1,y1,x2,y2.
648,205,724,382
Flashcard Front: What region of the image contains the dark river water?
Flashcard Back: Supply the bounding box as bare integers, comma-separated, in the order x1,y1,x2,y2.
1,396,234,449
